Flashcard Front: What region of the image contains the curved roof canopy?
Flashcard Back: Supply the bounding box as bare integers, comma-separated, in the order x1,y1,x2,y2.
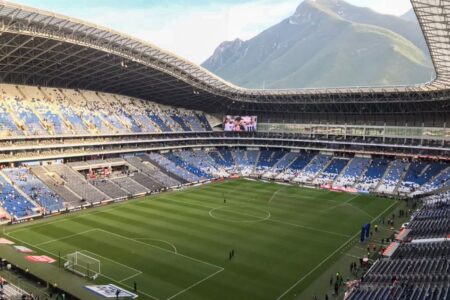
0,0,448,115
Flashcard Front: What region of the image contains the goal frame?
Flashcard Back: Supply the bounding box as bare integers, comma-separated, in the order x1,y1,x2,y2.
64,251,101,280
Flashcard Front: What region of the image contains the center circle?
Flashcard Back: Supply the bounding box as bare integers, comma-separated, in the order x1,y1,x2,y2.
209,206,271,223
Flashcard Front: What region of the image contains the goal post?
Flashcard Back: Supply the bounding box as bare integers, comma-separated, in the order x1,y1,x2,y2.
64,251,101,280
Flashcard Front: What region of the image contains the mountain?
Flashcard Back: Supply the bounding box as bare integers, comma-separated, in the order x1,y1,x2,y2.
202,0,434,89
401,9,418,22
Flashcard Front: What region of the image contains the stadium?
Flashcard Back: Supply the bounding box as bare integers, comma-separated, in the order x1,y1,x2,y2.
0,0,447,299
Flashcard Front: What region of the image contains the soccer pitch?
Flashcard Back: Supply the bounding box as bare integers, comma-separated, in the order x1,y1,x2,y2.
2,179,398,300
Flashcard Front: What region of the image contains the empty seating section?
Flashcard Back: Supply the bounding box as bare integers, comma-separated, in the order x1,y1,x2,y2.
218,149,235,168
130,173,163,191
185,115,204,131
400,162,448,194
42,107,72,135
90,179,128,199
59,106,89,134
234,150,258,175
364,258,449,283
247,151,259,167
356,158,390,191
272,152,298,170
391,242,450,260
147,152,202,182
348,284,449,300
0,175,38,219
0,103,22,136
0,84,212,136
334,157,370,187
31,166,82,206
256,150,286,169
193,150,224,172
275,153,315,180
45,164,109,203
120,111,142,132
378,160,408,193
148,114,172,132
197,114,212,131
348,192,450,300
125,156,180,187
165,152,212,180
171,114,192,131
294,154,332,182
3,167,65,212
209,151,232,168
160,114,181,132
133,114,157,132
288,153,315,171
417,166,450,194
10,99,47,135
111,177,148,195
314,158,348,184
407,203,450,239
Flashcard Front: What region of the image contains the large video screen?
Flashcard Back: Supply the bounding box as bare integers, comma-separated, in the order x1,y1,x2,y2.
223,116,257,132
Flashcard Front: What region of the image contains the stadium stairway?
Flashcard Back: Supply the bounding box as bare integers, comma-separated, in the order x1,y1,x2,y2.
351,158,372,188
0,171,42,210
111,176,149,196
374,160,395,192
31,166,82,206
311,155,334,183
393,162,411,194
332,157,353,184
142,154,188,183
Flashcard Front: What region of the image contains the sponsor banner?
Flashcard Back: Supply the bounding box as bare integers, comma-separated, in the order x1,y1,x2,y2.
85,284,138,298
14,246,34,253
0,238,14,245
25,255,56,263
325,185,359,193
11,219,31,225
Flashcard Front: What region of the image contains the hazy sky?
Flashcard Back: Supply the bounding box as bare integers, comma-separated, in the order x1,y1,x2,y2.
11,0,414,64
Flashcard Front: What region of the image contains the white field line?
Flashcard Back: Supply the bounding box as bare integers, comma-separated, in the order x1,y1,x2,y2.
267,218,352,238
344,203,374,218
77,250,143,280
166,268,224,300
276,200,398,300
163,196,215,210
94,228,223,271
119,272,143,283
94,229,224,299
7,207,119,235
206,204,351,238
208,206,271,223
4,232,160,300
268,187,286,204
130,237,178,253
33,229,98,246
321,194,361,213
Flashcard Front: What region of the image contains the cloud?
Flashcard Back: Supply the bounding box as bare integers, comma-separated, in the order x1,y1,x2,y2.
89,0,299,64
18,0,300,64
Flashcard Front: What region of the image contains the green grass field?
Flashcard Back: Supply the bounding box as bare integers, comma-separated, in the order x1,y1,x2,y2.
2,179,398,300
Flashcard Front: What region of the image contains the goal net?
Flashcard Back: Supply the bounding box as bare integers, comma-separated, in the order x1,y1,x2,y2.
64,251,101,280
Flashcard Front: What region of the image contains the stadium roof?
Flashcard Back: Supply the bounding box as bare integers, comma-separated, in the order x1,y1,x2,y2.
0,0,449,115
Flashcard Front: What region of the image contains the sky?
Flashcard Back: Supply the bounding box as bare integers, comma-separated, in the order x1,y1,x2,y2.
11,0,414,64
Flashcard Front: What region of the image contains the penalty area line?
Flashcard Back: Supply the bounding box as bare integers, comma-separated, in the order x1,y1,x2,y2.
4,233,159,300
166,268,224,300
